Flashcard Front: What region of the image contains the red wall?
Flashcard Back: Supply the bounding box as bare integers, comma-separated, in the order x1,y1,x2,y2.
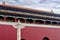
21,26,60,40
0,24,17,40
0,24,60,40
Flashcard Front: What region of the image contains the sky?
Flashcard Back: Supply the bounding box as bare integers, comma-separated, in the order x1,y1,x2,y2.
0,0,60,14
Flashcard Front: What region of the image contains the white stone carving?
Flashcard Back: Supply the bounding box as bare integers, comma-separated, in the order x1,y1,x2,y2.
13,20,25,40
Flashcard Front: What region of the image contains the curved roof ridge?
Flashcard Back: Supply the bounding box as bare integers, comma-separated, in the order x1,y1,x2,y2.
0,4,53,13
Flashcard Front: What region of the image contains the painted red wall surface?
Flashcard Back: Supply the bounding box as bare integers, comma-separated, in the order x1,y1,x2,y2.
21,26,60,40
0,24,17,40
0,24,60,40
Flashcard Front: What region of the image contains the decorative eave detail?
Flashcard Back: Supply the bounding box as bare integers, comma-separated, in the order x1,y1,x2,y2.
0,9,60,20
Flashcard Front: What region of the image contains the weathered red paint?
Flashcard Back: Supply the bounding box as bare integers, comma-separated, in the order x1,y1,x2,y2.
0,24,17,40
21,26,60,40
